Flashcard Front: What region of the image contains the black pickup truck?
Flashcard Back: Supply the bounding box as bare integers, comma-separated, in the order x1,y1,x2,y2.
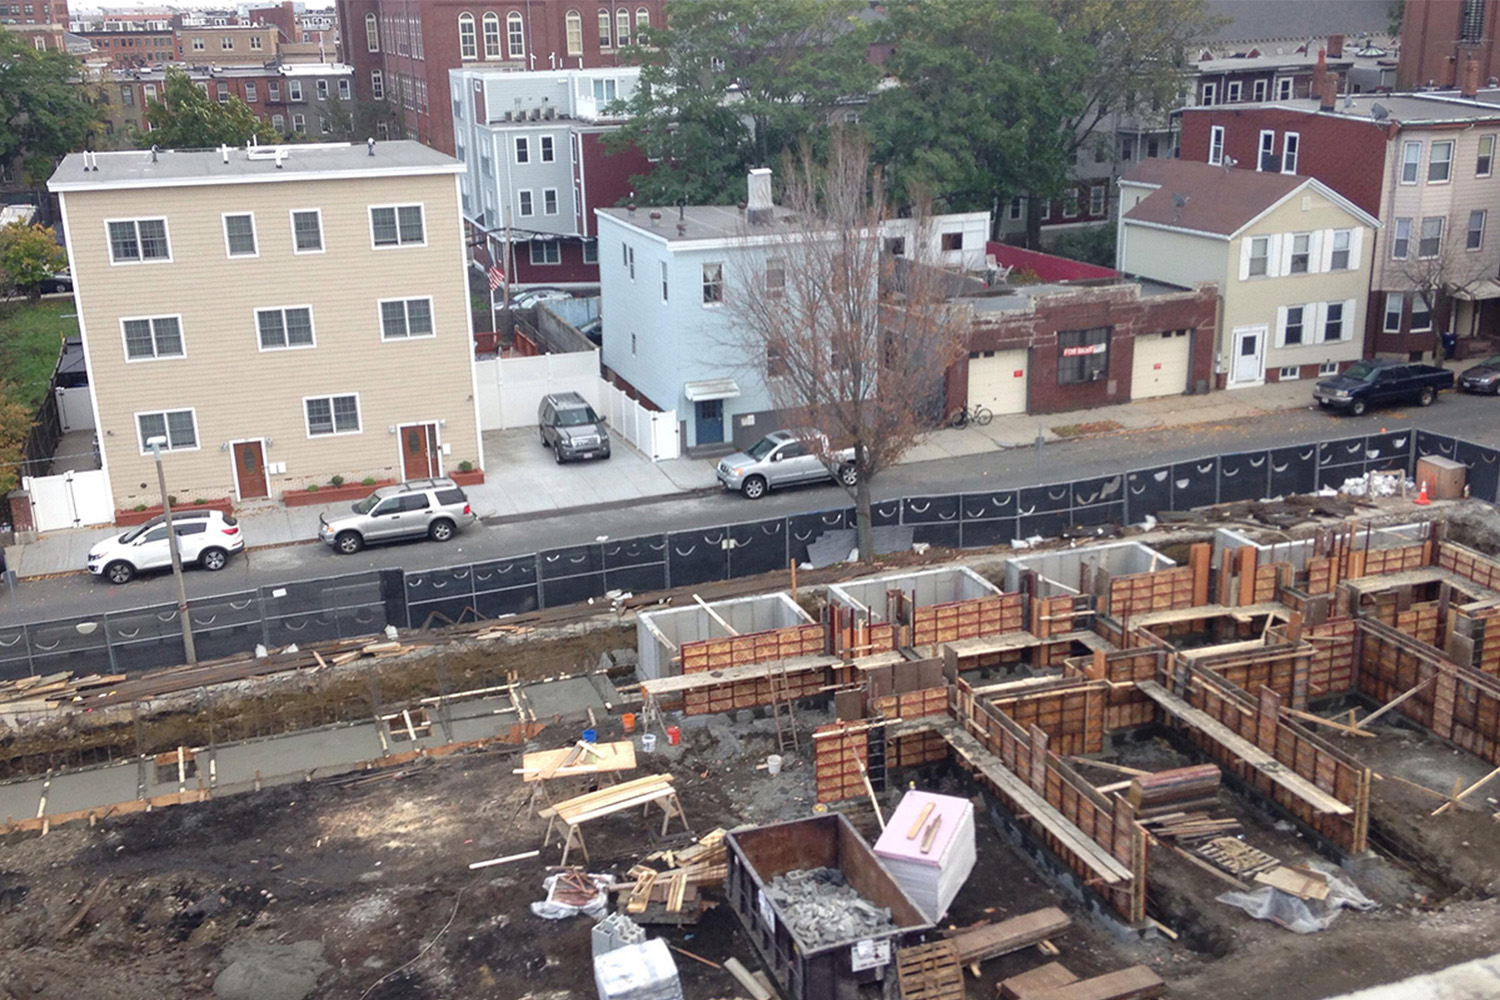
1313,359,1454,416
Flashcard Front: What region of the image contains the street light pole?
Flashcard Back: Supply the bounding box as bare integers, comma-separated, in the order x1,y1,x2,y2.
147,435,197,665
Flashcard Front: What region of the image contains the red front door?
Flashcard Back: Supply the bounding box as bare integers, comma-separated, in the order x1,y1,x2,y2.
232,440,268,499
400,424,439,480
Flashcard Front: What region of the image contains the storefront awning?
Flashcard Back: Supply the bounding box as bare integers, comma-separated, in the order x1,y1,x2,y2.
1453,279,1500,301
684,378,741,402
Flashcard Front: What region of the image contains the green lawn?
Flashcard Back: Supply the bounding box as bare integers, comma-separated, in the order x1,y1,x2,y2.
0,298,77,409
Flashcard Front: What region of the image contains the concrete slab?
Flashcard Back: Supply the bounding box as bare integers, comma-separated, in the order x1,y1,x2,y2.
0,776,44,824
213,724,385,785
45,765,139,815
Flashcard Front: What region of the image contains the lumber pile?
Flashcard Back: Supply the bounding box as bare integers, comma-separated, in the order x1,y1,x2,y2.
613,828,728,924
0,671,128,713
1000,963,1079,1000
1000,963,1164,1000
943,907,1070,965
1138,812,1242,842
1193,836,1279,879
1128,764,1221,819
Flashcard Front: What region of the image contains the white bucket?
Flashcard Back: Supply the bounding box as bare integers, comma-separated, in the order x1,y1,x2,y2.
641,733,657,753
766,754,783,776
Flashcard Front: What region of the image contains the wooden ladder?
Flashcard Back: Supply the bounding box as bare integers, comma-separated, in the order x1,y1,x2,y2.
768,660,800,753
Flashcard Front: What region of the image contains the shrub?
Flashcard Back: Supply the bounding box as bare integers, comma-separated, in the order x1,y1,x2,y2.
305,483,319,492
361,476,376,486
330,474,345,487
132,504,147,512
458,460,473,473
194,497,208,505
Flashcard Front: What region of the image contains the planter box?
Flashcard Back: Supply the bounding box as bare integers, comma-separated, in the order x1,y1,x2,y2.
283,480,393,508
450,469,486,486
116,497,233,527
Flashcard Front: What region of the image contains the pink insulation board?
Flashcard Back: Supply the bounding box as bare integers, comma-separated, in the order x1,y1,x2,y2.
873,791,970,867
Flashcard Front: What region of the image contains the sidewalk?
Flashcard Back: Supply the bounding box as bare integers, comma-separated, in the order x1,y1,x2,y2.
0,378,1324,579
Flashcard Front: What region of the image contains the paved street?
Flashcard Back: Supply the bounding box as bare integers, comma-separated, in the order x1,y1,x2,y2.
3,390,1496,626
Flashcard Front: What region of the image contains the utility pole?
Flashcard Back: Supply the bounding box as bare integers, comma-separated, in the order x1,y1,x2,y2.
147,436,197,665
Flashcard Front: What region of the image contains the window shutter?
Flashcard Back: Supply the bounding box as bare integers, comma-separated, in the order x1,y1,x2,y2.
1319,230,1335,272
1309,301,1326,343
1270,233,1286,277
1276,305,1289,347
1349,228,1364,270
1239,238,1253,281
1344,298,1357,340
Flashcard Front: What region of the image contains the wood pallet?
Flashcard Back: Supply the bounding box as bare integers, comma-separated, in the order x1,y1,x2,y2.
1194,836,1278,877
895,939,965,1000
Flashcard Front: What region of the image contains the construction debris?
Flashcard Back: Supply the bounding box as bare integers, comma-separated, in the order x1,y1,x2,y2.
943,907,1072,965
593,938,684,1000
761,867,897,949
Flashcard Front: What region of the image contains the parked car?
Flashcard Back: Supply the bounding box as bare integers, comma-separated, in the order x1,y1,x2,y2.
716,430,857,499
37,271,72,294
538,392,611,463
510,288,572,310
1313,359,1454,416
318,478,476,554
1458,355,1500,394
577,316,603,345
87,509,243,584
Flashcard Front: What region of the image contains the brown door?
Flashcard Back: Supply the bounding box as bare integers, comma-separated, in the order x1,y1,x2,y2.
233,440,268,500
400,423,439,480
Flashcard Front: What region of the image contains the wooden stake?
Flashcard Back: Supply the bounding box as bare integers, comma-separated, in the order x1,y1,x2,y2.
669,945,721,970
694,595,740,636
1433,765,1500,816
1062,756,1150,777
855,758,885,830
906,801,935,839
920,814,944,854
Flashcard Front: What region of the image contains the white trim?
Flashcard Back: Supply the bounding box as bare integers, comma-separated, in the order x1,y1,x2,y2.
1479,134,1496,178
518,188,534,217
378,296,437,340
1257,130,1276,171
103,216,172,265
56,193,116,510
542,186,558,215
255,305,318,352
51,162,464,193
289,207,325,254
368,202,427,249
1208,125,1225,165
303,392,362,438
395,421,444,479
120,313,186,363
1428,138,1455,184
458,175,486,476
1400,140,1422,185
514,134,530,163
1228,178,1381,238
133,407,200,454
228,437,269,502
1383,291,1404,332
221,210,259,259
1281,132,1300,174
1229,325,1267,385
1120,218,1232,242
540,134,555,163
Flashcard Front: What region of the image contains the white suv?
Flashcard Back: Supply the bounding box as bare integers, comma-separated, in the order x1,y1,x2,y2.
87,510,245,584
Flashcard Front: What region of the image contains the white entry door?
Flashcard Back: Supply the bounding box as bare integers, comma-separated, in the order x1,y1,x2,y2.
1230,327,1265,386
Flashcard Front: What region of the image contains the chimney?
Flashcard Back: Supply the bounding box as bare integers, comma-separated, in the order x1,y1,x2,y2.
1311,47,1328,101
1320,72,1337,112
1327,34,1344,58
747,167,773,224
1462,54,1480,98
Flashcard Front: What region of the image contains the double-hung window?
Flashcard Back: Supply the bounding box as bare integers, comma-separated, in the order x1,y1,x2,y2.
370,205,424,247
1411,294,1433,331
305,395,360,436
380,297,434,339
1429,140,1454,183
292,209,323,253
122,316,184,361
1330,229,1352,269
1247,236,1269,277
542,188,558,215
1383,292,1404,332
702,262,723,304
529,240,560,265
1209,126,1225,165
1401,141,1421,184
1258,130,1276,172
660,260,669,301
136,409,197,452
540,135,554,162
1281,132,1300,173
108,218,170,263
257,306,315,350
1469,209,1486,250
515,136,529,163
518,190,534,216
1479,134,1495,177
1391,218,1411,259
223,213,257,257
1289,233,1311,273
1419,216,1444,258
1323,302,1346,341
1282,305,1306,345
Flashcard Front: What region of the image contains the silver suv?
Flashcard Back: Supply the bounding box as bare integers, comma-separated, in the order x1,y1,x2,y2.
318,478,476,554
716,430,857,499
538,391,611,463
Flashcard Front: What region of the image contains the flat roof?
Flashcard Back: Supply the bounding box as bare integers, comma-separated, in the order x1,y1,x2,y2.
598,203,807,243
1191,89,1500,125
49,140,462,192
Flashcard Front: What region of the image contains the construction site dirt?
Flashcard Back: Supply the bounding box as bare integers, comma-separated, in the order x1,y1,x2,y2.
6,497,1500,999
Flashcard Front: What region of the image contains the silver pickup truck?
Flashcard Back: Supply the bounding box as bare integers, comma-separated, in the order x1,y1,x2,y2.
715,430,857,499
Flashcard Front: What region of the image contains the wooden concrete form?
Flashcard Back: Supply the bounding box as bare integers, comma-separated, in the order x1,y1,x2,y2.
679,622,825,674
639,654,839,716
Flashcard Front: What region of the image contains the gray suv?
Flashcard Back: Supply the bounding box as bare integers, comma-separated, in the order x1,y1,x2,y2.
318,478,476,554
538,392,611,463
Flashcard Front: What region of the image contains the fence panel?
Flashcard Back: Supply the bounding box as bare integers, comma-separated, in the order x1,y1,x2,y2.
23,469,113,531
1217,452,1270,504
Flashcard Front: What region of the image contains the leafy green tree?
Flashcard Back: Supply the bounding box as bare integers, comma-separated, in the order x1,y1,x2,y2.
0,223,67,302
0,33,102,191
134,69,279,148
866,1,1089,239
607,0,879,205
0,387,31,495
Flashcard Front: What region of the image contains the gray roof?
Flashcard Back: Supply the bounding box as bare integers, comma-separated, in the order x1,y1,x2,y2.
49,141,462,192
1221,89,1500,125
597,203,807,242
1200,0,1392,44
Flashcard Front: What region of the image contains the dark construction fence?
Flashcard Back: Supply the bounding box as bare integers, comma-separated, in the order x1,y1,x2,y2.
1,430,1494,682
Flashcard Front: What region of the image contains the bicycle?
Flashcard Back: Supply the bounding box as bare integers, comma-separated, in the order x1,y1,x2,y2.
948,402,993,428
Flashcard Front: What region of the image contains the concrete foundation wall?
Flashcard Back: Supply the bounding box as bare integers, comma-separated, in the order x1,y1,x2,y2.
636,592,811,680
1005,541,1174,594
827,566,1000,620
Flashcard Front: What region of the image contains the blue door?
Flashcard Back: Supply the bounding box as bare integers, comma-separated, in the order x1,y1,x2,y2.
695,399,724,445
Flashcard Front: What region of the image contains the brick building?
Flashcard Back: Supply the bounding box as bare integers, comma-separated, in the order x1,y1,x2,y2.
0,0,70,51
1399,0,1500,89
336,0,665,154
75,28,177,67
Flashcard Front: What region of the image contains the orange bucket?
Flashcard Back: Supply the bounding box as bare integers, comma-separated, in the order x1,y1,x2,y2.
621,712,636,734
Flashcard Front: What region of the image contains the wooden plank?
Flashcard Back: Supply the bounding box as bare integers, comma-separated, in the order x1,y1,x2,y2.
946,908,1072,964
1033,966,1165,1000
1354,677,1433,730
1136,681,1352,816
724,958,772,1000
1000,962,1079,1000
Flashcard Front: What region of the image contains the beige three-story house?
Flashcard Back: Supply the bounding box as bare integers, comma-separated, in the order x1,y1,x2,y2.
49,141,484,515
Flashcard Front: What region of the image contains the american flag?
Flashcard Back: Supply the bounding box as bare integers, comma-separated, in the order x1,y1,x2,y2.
488,264,505,291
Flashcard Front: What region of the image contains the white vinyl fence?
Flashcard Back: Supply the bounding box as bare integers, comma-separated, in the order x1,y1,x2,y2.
475,352,680,461
24,469,113,531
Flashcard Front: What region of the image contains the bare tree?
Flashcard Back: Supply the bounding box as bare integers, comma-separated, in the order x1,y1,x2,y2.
723,132,970,561
1394,216,1500,348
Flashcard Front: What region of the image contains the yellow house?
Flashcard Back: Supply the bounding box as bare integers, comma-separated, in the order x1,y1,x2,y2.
48,141,484,515
1118,160,1379,388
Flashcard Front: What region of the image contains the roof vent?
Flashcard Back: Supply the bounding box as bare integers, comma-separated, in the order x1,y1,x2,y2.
220,144,229,164
150,144,158,163
747,167,773,224
367,136,375,156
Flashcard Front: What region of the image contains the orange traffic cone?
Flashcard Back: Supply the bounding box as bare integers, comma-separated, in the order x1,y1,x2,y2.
1415,481,1431,506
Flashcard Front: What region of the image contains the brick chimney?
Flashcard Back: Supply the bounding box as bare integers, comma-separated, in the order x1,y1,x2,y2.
1320,72,1337,112
1462,54,1481,97
1311,48,1328,102
1327,34,1344,58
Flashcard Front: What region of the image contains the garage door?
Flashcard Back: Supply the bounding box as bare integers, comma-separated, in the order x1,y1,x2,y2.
967,350,1029,415
1131,330,1192,400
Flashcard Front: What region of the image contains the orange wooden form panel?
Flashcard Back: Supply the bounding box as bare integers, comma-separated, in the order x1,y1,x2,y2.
679,623,825,674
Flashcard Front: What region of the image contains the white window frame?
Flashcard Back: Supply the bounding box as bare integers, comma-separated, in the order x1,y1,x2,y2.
702,262,723,305
290,208,324,255
1469,209,1486,251
598,7,612,48
369,204,427,249
566,9,583,55
120,314,185,363
292,113,306,134
1288,232,1312,274
1257,129,1276,171
1411,293,1434,332
1401,140,1421,184
371,69,384,100
583,240,598,264
542,188,558,215
244,80,257,102
303,394,361,438
482,11,501,58
625,244,635,279
134,408,199,454
250,35,263,50
1279,366,1301,380
616,7,630,46
316,79,329,100
507,11,525,58
1252,78,1267,101
1323,300,1349,342
1419,216,1444,258
1209,125,1225,166
1479,134,1495,177
288,79,303,101
1089,185,1106,216
272,113,286,133
540,135,554,162
105,217,172,266
1281,132,1300,174
1227,80,1242,102
1201,81,1217,106
518,189,534,217
339,78,351,101
1429,140,1454,184
459,12,477,59
365,11,379,51
1246,235,1270,277
1008,198,1022,221
378,296,436,340
1275,76,1293,100
221,212,258,259
1391,218,1411,259
1329,228,1352,269
529,240,560,265
256,306,317,352
1383,292,1404,332
1278,303,1308,346
1319,361,1339,376
660,259,668,301
514,135,529,163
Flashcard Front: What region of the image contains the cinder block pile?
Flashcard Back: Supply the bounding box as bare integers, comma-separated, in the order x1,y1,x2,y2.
593,938,683,1000
763,867,896,948
592,911,646,958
